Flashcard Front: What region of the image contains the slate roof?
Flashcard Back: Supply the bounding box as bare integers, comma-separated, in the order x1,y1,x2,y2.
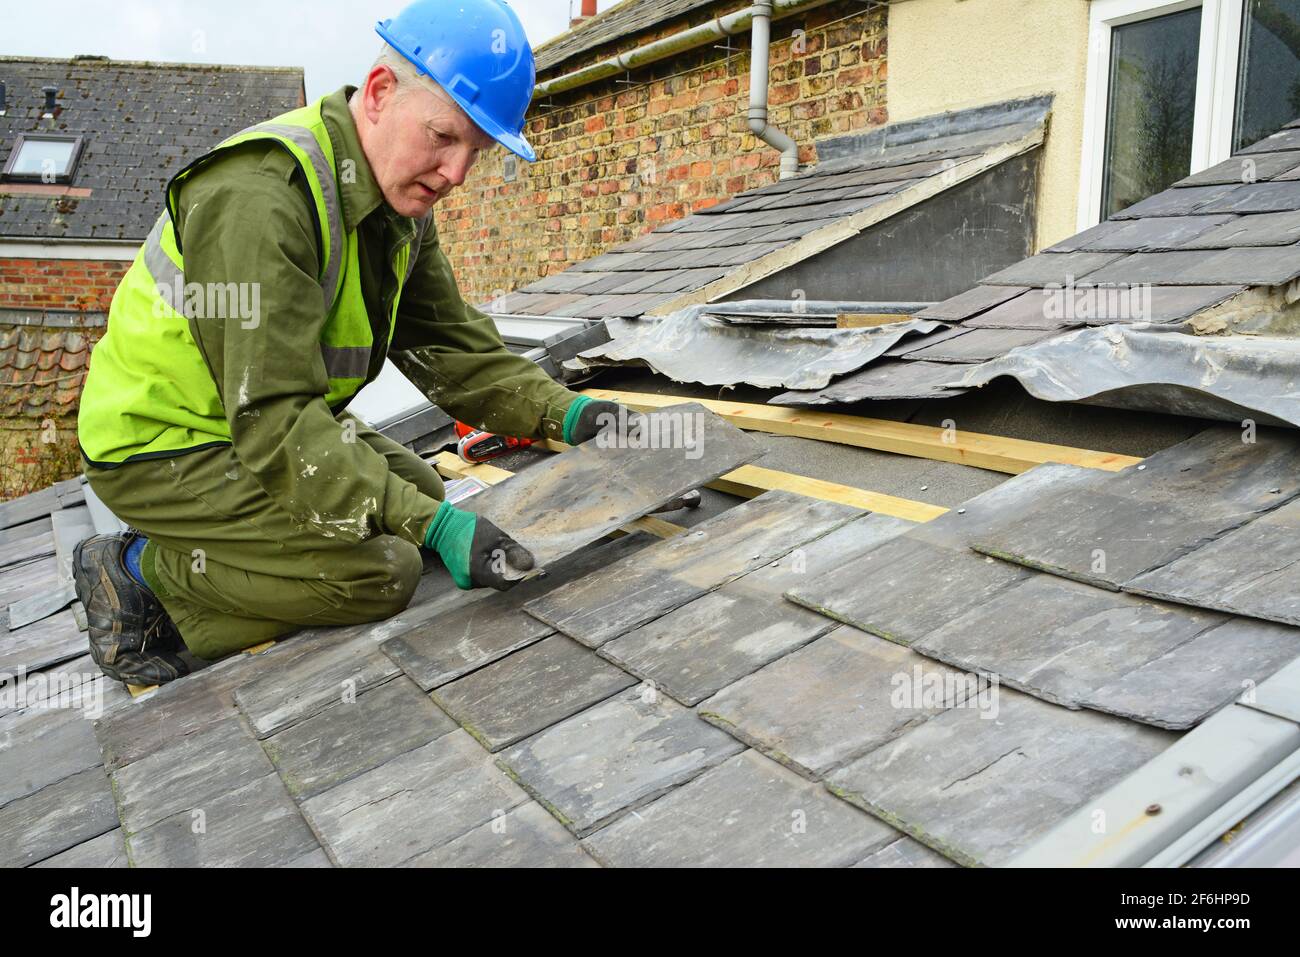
0,56,304,241
780,117,1300,406
3,95,1300,867
1,392,1297,867
533,0,717,74
0,325,100,419
499,97,1050,320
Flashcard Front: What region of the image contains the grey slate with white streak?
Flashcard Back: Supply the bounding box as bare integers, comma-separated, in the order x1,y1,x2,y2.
582,749,898,867
497,687,744,837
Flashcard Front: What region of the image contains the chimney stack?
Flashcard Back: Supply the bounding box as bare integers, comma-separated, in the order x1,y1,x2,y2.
570,0,597,28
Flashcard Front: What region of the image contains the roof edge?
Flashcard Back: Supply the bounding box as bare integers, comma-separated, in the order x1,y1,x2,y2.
816,95,1055,162
0,55,304,75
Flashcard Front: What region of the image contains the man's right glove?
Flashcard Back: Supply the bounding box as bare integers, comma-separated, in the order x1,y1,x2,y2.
424,499,535,591
563,396,645,447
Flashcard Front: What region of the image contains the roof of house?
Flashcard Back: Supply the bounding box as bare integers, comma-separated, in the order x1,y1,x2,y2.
0,56,304,241
501,97,1051,320
533,0,717,74
0,325,99,420
3,94,1299,868
774,117,1300,419
1,390,1296,867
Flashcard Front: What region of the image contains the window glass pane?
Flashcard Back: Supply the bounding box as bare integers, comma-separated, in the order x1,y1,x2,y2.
1235,0,1300,151
1101,8,1202,218
9,138,76,178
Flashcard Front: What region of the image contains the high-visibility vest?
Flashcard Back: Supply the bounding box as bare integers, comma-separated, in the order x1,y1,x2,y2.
79,97,428,467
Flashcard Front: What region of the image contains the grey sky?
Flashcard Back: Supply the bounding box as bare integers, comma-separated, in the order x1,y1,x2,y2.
2,1,617,100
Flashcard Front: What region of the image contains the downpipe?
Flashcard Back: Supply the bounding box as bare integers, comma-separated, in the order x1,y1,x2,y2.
747,1,801,179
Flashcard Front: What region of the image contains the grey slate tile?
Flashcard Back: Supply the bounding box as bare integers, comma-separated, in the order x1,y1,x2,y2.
0,765,116,867
915,284,1029,321
400,801,599,868
32,828,129,868
599,514,915,706
903,327,1057,362
972,427,1300,590
301,729,528,866
1109,183,1241,219
1078,284,1246,324
0,610,88,681
826,691,1175,867
127,772,320,868
962,290,1083,329
786,464,1099,645
912,574,1229,714
1174,151,1300,186
94,646,277,771
261,676,458,800
0,529,54,570
772,359,969,404
854,836,958,868
698,625,965,779
1240,127,1300,153
462,403,759,574
582,749,897,867
0,707,103,808
111,716,276,835
980,251,1126,286
1082,617,1300,729
1194,181,1300,214
383,535,650,691
234,635,400,740
1124,497,1300,627
432,634,636,752
1052,215,1239,253
497,687,744,837
1180,209,1300,247
524,492,863,648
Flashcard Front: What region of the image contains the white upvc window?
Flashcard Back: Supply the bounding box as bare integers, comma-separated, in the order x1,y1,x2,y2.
1078,0,1300,228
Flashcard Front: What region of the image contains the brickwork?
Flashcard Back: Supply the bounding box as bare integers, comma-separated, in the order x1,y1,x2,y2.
0,257,128,313
435,0,888,303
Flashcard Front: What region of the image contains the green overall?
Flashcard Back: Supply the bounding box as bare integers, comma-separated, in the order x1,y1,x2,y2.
79,87,581,659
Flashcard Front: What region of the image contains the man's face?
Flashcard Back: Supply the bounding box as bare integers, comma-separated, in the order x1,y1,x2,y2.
355,65,498,218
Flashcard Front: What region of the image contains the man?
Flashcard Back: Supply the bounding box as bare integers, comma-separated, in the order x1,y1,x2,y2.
73,0,632,686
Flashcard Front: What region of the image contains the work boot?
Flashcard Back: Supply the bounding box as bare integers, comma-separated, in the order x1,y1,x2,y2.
72,532,192,686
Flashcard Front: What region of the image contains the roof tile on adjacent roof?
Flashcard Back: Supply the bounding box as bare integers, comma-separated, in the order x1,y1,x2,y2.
0,324,99,418
500,97,1051,320
0,56,304,241
534,0,717,73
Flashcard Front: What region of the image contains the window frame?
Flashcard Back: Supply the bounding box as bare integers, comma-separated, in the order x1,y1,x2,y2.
1,132,86,184
1077,0,1246,229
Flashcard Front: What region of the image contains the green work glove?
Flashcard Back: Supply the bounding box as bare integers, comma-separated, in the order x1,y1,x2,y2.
563,396,645,446
424,500,535,591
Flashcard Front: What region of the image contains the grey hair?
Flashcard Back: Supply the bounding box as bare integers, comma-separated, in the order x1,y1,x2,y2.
370,44,450,104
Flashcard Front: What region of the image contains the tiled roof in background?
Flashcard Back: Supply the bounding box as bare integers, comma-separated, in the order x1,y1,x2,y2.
0,324,99,419
499,98,1050,320
0,56,304,241
534,0,717,73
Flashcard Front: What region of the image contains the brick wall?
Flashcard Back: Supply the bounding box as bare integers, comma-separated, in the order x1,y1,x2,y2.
0,256,129,313
436,0,888,304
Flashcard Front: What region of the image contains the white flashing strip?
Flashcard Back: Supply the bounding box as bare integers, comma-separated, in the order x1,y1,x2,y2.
0,240,141,261
1008,656,1300,868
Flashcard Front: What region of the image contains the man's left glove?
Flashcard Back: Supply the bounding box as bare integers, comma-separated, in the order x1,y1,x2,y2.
563,396,644,446
424,500,535,591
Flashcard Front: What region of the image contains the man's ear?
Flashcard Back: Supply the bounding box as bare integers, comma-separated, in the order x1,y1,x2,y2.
362,65,399,124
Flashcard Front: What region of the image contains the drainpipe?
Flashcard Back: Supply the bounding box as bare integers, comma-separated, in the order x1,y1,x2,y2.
748,2,800,179
533,0,840,99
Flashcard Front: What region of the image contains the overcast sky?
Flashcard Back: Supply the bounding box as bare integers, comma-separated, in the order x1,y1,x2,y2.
3,0,618,100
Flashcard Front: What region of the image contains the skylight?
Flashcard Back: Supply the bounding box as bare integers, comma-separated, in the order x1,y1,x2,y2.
2,134,85,184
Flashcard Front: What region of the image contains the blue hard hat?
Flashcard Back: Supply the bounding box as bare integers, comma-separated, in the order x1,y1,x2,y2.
376,0,537,162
